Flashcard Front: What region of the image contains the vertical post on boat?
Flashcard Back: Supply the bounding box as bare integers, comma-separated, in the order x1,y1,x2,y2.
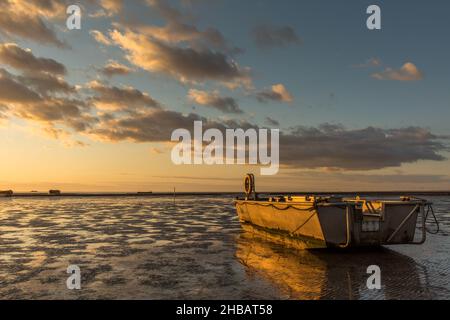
173,187,176,205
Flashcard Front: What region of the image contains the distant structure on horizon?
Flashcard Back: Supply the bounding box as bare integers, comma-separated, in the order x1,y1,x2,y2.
0,190,13,197
137,192,153,195
49,190,61,195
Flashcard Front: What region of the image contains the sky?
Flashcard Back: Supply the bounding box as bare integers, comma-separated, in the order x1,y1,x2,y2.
0,0,449,192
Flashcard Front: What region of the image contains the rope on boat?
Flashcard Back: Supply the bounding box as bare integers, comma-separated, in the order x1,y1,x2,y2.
289,212,317,235
425,204,440,234
409,197,440,235
243,201,349,212
243,201,317,212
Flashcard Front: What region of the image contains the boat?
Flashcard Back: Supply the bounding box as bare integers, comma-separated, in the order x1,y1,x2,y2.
234,174,436,249
0,190,13,197
137,192,153,195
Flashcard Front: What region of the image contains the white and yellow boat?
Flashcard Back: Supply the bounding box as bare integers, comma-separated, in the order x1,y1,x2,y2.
235,174,434,249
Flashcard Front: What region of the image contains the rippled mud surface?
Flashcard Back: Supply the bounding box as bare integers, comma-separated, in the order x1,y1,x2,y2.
0,195,449,299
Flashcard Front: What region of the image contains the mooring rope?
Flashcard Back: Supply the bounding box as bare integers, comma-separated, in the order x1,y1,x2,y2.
425,204,440,234
404,197,440,235
243,201,317,212
289,212,317,235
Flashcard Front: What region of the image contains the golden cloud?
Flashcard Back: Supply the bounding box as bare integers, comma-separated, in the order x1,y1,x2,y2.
90,30,113,46
0,0,68,47
372,62,423,81
0,43,66,74
188,89,242,114
87,80,161,112
256,83,293,103
100,60,133,77
109,29,251,87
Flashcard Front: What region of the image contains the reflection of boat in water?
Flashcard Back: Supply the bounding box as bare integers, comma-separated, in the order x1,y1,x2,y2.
235,228,432,299
235,174,434,248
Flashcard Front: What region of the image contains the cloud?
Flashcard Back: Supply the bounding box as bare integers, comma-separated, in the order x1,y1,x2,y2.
7,0,68,18
0,0,68,48
137,22,240,54
87,81,161,112
16,98,81,122
0,68,42,103
99,0,123,14
17,99,96,133
0,72,94,132
89,106,256,143
110,29,251,87
100,60,133,77
353,57,382,68
101,0,245,86
0,43,94,138
16,73,75,95
89,0,128,18
279,170,450,184
104,0,241,54
146,0,184,21
88,106,447,171
0,104,9,123
251,24,301,48
90,109,205,142
372,62,423,81
0,76,94,132
0,31,443,172
0,43,67,75
279,124,447,170
265,117,279,126
268,170,450,191
188,89,243,114
90,30,113,45
256,84,293,103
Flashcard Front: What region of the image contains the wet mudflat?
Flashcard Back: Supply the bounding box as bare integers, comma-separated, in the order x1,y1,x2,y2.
0,195,449,299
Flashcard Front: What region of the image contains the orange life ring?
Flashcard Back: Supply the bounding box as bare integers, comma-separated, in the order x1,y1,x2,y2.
244,174,255,197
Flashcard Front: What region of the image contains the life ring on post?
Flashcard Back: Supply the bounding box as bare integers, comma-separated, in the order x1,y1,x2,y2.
244,174,255,199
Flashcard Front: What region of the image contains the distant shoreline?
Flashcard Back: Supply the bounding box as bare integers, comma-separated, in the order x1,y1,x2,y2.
2,191,450,198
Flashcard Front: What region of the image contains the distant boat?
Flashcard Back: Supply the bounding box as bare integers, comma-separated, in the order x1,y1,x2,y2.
0,190,13,197
49,190,61,195
235,174,433,249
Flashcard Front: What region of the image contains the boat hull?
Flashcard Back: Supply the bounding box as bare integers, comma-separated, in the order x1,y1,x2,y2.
235,197,427,249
